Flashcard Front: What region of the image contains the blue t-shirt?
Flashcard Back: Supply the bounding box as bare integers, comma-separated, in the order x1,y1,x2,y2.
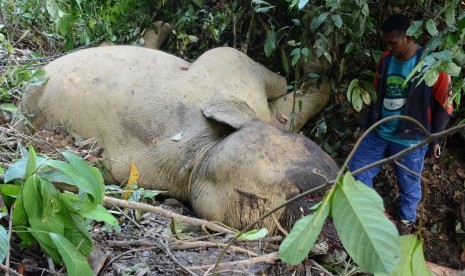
376,53,420,146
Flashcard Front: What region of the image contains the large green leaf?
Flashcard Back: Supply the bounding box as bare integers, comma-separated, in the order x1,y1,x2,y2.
264,28,276,57
49,233,93,276
0,184,22,197
439,61,462,77
332,172,400,274
12,193,36,248
407,20,423,39
63,152,104,199
78,204,118,226
311,12,329,30
376,235,431,276
4,148,47,183
411,238,431,276
279,200,330,264
23,175,62,262
0,225,8,263
425,19,438,36
444,5,456,28
25,146,37,179
44,160,101,204
39,177,63,221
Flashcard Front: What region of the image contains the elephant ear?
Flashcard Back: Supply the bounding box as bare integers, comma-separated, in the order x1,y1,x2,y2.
201,96,257,129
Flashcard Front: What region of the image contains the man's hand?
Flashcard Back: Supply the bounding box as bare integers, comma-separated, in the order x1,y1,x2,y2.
431,144,441,159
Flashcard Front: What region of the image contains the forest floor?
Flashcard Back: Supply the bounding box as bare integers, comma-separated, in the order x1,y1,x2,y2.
1,112,465,275
1,41,464,275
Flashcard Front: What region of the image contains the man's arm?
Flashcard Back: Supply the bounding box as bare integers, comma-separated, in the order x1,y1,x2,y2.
430,72,453,157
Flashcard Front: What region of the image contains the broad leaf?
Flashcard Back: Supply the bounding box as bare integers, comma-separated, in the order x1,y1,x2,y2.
12,193,36,248
411,238,431,276
331,14,342,29
424,69,440,87
0,225,8,263
376,235,431,276
332,172,400,274
62,152,104,202
439,61,461,77
298,0,309,10
4,149,47,183
425,19,438,36
279,201,330,264
78,204,118,226
311,12,329,30
407,20,423,39
0,103,17,113
23,175,62,262
49,233,93,276
264,28,276,57
0,184,22,197
351,88,364,112
444,5,456,28
237,228,268,241
39,177,63,221
44,159,101,204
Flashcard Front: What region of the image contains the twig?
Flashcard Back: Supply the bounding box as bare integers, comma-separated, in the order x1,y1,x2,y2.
106,239,154,248
309,259,333,276
169,240,258,257
103,196,234,234
187,252,278,272
113,205,142,229
97,247,157,276
159,238,200,276
270,213,288,237
0,264,23,276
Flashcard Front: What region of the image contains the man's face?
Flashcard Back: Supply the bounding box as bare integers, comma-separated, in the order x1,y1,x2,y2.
382,31,412,61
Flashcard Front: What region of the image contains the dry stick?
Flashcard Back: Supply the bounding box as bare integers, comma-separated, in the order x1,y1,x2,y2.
270,213,288,237
159,238,200,276
0,264,23,276
103,196,234,234
106,239,153,248
170,240,258,257
97,247,157,276
308,259,333,276
211,116,465,275
113,205,142,229
186,252,278,272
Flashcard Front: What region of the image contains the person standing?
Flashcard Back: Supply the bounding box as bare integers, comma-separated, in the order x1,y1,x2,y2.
349,13,453,234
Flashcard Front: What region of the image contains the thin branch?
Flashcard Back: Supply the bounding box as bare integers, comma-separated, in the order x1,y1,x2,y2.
103,196,234,234
159,238,200,276
0,264,23,276
187,252,278,272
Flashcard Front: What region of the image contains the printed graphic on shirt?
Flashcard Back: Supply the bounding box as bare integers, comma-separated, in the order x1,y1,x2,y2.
383,75,408,112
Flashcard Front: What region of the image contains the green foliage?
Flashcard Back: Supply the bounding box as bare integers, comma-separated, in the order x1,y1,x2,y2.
280,172,430,274
0,146,117,273
236,228,268,241
279,200,329,264
0,212,7,263
376,235,431,276
346,79,374,112
0,0,154,50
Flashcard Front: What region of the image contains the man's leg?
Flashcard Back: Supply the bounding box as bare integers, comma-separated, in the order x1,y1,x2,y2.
349,132,389,188
389,143,429,223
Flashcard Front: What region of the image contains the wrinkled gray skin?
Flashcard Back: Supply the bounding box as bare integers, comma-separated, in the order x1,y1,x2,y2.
21,46,338,232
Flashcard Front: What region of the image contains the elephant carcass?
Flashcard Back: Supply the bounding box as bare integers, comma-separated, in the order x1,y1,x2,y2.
20,46,338,231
